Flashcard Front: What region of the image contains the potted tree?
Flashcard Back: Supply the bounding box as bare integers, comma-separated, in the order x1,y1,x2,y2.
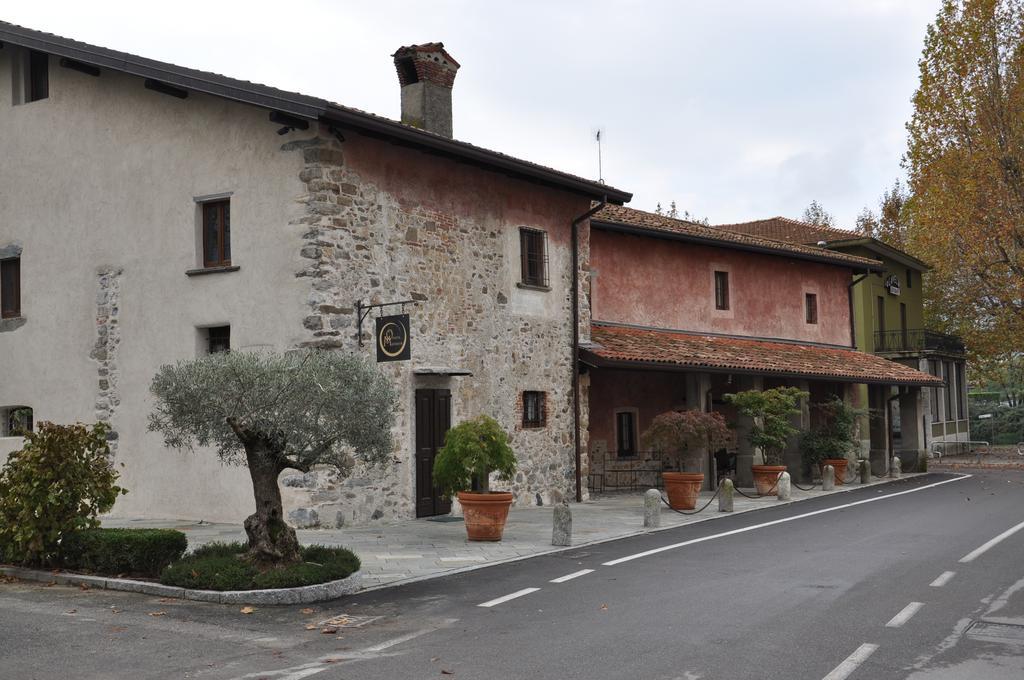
433,415,518,541
800,397,864,485
725,387,808,495
641,410,734,509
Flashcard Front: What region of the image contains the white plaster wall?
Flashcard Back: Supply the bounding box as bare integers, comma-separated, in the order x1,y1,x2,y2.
0,50,313,521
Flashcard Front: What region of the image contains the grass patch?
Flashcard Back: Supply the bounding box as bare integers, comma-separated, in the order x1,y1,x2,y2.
159,544,360,591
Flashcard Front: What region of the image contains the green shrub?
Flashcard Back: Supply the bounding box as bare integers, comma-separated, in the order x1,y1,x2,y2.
0,422,127,566
159,544,360,591
725,387,809,466
432,415,516,495
61,529,188,577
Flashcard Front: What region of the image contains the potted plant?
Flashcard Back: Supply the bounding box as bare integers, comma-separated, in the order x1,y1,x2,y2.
725,387,808,495
433,415,518,541
641,410,734,509
800,397,864,485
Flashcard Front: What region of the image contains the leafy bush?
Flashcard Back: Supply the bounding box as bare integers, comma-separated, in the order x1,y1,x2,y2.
160,544,360,591
800,397,865,467
432,415,516,495
61,529,187,577
725,387,809,466
0,422,126,566
641,410,734,471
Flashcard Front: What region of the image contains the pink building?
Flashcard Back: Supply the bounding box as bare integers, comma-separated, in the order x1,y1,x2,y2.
582,205,942,490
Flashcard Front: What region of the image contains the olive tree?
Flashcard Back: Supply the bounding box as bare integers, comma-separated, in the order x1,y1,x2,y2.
148,350,396,565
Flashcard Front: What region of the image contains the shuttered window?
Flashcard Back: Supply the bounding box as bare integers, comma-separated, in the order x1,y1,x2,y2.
202,200,231,268
714,271,729,310
1,258,21,319
805,293,818,324
616,411,637,457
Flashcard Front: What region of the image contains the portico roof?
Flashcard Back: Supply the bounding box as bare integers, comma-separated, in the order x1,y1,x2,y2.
583,323,943,387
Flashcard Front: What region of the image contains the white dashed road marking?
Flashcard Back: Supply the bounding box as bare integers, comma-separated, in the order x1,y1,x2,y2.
477,588,541,608
885,602,924,628
959,518,1024,563
603,475,971,566
550,569,594,583
822,643,879,680
930,571,956,587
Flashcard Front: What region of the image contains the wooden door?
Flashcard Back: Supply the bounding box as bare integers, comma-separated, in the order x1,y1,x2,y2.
415,389,452,518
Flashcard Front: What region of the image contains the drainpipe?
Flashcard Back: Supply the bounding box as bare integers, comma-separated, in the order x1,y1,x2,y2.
848,272,871,349
572,196,608,503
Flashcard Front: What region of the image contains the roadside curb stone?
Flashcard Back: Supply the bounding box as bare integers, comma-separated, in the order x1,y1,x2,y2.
0,565,361,605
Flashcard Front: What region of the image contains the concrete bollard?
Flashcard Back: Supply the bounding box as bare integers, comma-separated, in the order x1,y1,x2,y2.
643,489,661,528
859,458,870,484
776,472,792,501
891,456,901,479
719,478,734,512
822,464,835,491
552,502,572,546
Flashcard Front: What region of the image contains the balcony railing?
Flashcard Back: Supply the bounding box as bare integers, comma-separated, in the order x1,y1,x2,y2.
874,328,965,355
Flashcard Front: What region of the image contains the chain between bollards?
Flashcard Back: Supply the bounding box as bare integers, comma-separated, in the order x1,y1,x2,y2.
659,483,724,516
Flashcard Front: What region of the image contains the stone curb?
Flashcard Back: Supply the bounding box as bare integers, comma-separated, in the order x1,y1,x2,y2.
0,565,361,605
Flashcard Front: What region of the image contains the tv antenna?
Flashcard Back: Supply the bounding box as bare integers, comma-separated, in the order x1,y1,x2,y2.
595,128,605,183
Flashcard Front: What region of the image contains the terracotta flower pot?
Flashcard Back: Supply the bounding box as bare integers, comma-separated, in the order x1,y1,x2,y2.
663,472,705,510
751,465,787,495
457,491,514,542
821,459,849,485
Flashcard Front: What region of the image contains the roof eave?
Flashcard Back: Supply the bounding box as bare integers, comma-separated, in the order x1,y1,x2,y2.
823,238,932,271
323,105,631,203
579,350,944,387
592,219,880,271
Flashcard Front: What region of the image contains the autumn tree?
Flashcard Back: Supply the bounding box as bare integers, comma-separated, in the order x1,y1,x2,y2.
856,179,911,249
148,350,396,565
801,200,836,228
653,200,710,224
905,0,1024,359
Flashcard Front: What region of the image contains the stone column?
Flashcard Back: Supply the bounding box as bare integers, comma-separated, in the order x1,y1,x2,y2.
899,386,926,473
784,380,811,480
733,375,762,488
685,372,714,489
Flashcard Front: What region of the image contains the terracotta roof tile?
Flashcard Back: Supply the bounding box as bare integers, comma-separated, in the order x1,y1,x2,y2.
714,216,857,245
593,205,880,269
586,324,943,386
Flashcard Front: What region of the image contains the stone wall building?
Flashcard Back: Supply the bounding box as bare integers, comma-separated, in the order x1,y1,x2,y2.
0,23,630,526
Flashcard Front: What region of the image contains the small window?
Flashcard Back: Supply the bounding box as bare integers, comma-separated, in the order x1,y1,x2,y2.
906,268,913,289
714,271,729,310
876,296,886,333
28,51,49,102
805,293,818,324
202,200,231,268
1,258,21,319
520,229,548,288
1,406,33,437
615,410,637,457
522,391,547,428
205,326,231,354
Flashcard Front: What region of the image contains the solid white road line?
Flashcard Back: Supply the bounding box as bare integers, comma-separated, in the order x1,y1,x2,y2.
885,602,924,628
959,518,1024,563
477,587,541,608
822,643,879,680
603,474,971,566
550,569,594,583
930,571,956,588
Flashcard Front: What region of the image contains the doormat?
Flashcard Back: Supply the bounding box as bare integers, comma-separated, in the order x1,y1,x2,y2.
426,516,464,523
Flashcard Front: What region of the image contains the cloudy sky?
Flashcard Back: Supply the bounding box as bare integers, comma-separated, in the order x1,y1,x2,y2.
5,0,942,227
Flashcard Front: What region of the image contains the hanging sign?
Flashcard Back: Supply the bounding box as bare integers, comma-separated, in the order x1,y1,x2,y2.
376,314,411,362
884,274,901,296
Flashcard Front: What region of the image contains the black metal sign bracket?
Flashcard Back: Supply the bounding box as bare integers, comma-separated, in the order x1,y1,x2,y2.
355,298,422,346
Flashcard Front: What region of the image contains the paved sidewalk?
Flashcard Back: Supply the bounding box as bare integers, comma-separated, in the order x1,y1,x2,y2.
102,475,915,592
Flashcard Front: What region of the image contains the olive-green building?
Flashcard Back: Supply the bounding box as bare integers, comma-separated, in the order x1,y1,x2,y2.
716,217,969,471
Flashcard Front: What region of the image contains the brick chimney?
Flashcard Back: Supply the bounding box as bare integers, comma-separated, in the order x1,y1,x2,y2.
392,43,460,138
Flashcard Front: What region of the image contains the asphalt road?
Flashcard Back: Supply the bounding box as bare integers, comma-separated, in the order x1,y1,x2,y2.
2,471,1024,680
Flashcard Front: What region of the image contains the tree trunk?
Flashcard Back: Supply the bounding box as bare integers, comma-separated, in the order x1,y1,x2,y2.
243,442,301,565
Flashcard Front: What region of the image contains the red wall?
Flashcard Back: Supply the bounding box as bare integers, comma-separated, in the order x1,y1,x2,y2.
591,229,852,346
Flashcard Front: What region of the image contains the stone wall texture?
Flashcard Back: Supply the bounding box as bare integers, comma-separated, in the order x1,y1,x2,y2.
278,126,591,526
91,266,123,455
